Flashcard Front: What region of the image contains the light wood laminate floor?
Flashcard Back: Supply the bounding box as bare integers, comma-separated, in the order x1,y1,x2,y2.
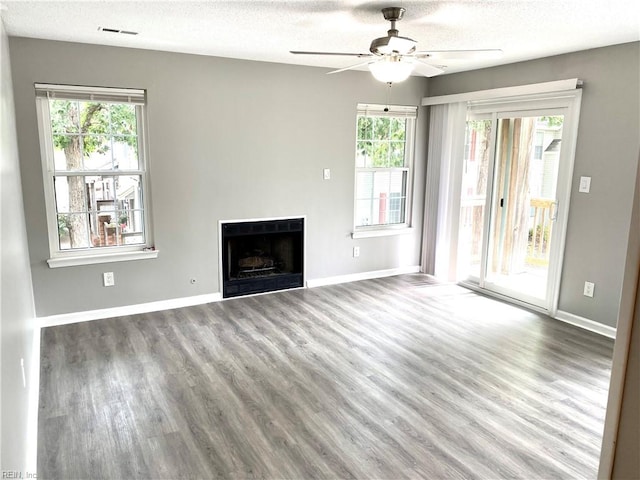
38,275,613,479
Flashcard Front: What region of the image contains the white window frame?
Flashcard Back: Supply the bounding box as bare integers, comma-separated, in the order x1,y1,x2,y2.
352,103,417,238
35,83,157,268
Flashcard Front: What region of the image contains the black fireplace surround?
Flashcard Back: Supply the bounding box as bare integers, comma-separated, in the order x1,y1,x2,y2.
221,218,304,298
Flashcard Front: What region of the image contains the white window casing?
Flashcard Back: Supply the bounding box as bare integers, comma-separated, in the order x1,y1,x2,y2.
352,103,418,237
35,83,156,268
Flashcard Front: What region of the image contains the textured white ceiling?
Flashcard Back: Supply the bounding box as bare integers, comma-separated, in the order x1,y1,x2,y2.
1,0,639,76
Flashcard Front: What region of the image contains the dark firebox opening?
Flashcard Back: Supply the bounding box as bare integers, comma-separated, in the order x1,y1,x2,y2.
222,218,304,298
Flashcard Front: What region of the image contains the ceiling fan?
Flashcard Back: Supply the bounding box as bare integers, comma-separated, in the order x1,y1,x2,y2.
290,7,502,83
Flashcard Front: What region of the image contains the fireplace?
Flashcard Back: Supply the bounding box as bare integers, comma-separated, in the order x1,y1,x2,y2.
221,217,304,298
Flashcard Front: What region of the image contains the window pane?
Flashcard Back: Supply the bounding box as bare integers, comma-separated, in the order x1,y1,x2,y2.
388,193,406,224
357,116,373,140
389,170,406,196
90,210,136,247
458,119,492,279
356,199,374,227
109,103,138,136
54,175,88,213
52,135,81,171
50,100,79,134
92,176,117,206
116,175,144,232
51,101,140,172
118,209,145,236
365,171,391,227
115,175,143,210
79,101,110,134
54,177,70,213
390,118,406,141
53,175,144,248
389,141,405,167
371,141,390,167
355,171,374,200
57,214,72,250
356,141,372,168
84,175,143,240
82,135,112,170
113,136,139,170
97,211,119,246
355,170,407,227
373,117,390,140
122,209,146,245
58,213,89,250
389,171,407,224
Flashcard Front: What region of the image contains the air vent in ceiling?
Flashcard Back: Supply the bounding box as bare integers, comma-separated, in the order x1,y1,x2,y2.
98,27,138,35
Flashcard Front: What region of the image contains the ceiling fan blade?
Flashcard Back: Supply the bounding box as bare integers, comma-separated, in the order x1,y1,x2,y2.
326,60,374,75
412,60,446,78
290,51,373,58
414,49,503,60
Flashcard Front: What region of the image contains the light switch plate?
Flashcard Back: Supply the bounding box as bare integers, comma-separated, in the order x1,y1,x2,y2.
323,168,331,180
579,176,591,193
583,281,595,297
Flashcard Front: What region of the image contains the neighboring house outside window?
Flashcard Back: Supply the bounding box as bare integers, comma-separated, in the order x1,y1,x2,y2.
35,84,156,267
354,103,417,235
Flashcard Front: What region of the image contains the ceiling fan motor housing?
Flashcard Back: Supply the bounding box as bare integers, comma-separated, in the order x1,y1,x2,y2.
370,7,417,55
381,7,405,22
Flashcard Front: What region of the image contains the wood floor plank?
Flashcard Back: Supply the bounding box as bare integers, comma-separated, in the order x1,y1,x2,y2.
37,274,613,479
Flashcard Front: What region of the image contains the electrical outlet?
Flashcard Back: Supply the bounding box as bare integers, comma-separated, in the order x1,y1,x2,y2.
353,246,360,258
583,281,595,297
103,272,115,287
323,168,331,180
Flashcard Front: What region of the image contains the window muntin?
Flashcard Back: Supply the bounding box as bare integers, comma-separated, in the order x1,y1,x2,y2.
36,84,151,258
354,104,416,229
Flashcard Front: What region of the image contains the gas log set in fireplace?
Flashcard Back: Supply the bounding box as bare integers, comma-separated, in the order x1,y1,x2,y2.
221,218,304,298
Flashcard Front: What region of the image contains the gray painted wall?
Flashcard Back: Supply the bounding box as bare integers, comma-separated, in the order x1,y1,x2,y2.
428,42,640,327
9,37,428,317
0,21,36,471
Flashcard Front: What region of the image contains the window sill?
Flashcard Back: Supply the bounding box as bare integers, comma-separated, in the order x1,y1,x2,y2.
351,227,415,239
47,249,159,268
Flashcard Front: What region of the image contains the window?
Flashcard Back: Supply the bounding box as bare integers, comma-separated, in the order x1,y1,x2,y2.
35,84,156,267
354,104,417,233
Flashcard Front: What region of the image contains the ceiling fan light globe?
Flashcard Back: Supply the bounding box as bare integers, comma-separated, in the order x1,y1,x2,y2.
369,58,414,83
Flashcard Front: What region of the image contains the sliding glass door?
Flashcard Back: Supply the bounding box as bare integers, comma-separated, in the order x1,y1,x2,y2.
486,112,565,306
457,100,580,312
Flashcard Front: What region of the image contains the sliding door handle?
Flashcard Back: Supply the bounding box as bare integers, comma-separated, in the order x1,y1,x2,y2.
550,200,559,221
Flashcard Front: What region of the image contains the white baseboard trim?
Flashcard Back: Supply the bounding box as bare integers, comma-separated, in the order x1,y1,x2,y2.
555,310,617,339
306,265,421,288
38,292,223,327
38,266,422,327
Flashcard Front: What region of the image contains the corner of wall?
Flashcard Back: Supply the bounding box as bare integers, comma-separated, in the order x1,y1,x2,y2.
0,18,39,474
